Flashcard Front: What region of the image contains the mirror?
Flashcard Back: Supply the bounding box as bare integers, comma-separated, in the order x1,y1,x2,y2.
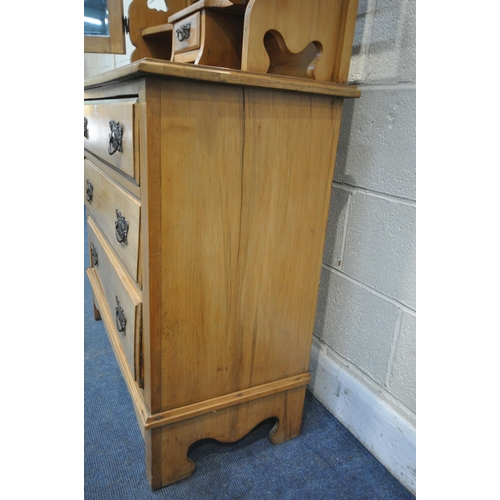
85,0,110,36
84,0,126,54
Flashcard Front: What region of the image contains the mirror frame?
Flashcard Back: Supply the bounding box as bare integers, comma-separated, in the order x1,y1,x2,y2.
84,0,126,54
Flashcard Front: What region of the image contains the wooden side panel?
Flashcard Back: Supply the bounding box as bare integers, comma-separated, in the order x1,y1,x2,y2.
159,80,245,410
195,10,244,70
237,88,342,387
241,0,344,82
156,80,343,412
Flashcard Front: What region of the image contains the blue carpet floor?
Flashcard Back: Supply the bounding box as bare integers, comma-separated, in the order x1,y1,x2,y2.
84,219,415,500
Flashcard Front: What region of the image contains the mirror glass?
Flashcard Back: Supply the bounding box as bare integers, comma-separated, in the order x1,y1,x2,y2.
84,0,110,37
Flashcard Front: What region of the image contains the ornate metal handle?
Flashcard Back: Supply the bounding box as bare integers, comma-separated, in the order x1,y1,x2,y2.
115,296,126,334
108,120,123,155
176,22,191,42
115,209,129,244
86,179,94,203
84,117,88,138
90,243,98,267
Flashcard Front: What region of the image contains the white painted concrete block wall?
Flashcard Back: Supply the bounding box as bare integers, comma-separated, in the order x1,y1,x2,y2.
309,0,416,494
84,0,416,493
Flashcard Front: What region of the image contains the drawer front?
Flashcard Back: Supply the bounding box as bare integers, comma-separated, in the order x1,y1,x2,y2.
87,216,141,379
84,158,141,284
84,98,138,182
173,11,201,54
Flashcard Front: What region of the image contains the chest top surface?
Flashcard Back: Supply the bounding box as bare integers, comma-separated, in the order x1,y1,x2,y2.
84,58,360,99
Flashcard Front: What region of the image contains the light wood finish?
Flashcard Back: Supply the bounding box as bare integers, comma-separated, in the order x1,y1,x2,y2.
158,80,341,411
83,98,139,182
139,23,174,63
128,0,247,64
83,58,361,98
87,216,142,377
144,373,310,430
196,9,244,68
172,49,200,63
171,9,244,69
139,24,174,62
241,0,359,83
85,62,359,489
83,150,141,200
87,266,150,430
148,386,306,489
168,0,246,23
141,23,173,37
127,0,358,82
84,159,141,284
129,0,191,62
173,11,201,54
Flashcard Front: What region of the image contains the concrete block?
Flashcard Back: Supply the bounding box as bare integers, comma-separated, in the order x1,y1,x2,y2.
342,192,416,309
388,312,416,411
347,0,415,84
116,43,134,68
314,268,400,385
335,87,416,201
84,54,100,80
365,0,416,84
98,54,115,74
322,186,350,270
348,0,376,83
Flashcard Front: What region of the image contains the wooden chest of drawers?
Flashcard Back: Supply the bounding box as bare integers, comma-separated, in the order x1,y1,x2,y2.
84,60,360,490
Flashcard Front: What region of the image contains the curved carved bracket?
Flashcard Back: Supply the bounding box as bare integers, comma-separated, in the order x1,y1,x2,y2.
264,30,322,80
145,383,308,489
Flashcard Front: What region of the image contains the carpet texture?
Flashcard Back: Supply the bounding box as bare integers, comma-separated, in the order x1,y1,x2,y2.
84,218,415,500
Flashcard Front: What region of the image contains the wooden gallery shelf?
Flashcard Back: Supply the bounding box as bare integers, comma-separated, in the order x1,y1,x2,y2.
84,60,360,489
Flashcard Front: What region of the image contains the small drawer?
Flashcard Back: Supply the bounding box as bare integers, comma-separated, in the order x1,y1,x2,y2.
173,11,201,55
84,158,141,285
87,216,142,380
84,98,139,182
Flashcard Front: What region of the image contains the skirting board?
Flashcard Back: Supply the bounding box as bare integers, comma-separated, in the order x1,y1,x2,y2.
308,337,416,495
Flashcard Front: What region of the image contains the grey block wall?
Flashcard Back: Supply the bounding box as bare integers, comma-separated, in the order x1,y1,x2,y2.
313,0,416,422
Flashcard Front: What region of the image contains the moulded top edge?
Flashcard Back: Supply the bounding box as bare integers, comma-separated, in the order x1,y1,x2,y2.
84,58,361,99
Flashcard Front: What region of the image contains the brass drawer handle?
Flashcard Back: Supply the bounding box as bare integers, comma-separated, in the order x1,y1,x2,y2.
115,209,129,244
84,117,88,138
115,296,126,334
86,179,94,203
108,120,123,155
90,243,98,267
176,22,191,42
